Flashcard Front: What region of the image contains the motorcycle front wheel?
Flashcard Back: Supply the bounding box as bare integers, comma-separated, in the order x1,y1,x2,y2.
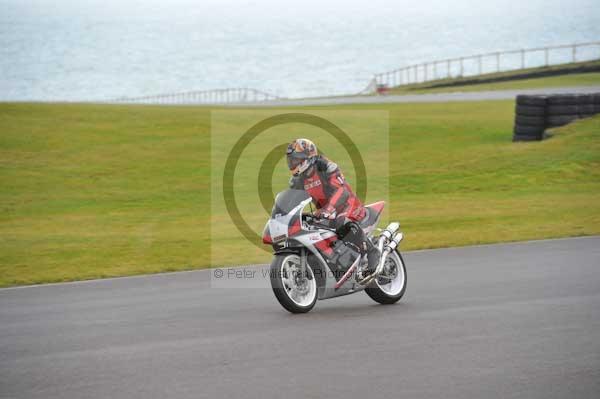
270,253,318,313
365,249,407,304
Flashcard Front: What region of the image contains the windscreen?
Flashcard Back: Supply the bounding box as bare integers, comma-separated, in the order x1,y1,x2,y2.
271,189,310,217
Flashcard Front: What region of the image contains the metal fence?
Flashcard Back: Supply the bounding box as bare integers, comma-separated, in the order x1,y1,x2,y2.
369,41,600,91
109,87,281,105
107,41,600,102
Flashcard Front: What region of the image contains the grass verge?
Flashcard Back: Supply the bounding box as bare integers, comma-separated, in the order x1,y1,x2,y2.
0,102,599,286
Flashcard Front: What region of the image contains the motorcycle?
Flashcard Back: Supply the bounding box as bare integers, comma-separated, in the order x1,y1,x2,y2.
262,189,407,313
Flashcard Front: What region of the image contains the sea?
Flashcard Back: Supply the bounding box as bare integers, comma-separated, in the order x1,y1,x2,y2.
1,0,599,101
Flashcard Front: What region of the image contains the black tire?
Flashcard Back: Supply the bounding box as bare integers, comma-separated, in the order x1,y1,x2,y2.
578,104,595,115
270,254,317,313
365,250,407,305
516,95,547,106
594,104,600,113
514,124,544,136
547,105,579,115
547,94,580,105
546,115,577,127
515,105,545,116
515,114,546,126
578,94,594,105
512,134,541,142
593,94,600,104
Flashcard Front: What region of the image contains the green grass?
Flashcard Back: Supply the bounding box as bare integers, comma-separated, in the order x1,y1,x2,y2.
386,60,600,94
1,102,599,286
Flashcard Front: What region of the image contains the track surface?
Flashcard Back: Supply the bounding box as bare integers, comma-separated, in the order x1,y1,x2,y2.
234,85,600,106
1,237,600,399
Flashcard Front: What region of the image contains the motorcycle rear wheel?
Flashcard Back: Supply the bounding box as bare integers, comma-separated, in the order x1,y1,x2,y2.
270,254,318,313
365,249,407,304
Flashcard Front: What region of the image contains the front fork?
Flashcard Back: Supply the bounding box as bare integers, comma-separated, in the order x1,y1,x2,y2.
300,247,312,280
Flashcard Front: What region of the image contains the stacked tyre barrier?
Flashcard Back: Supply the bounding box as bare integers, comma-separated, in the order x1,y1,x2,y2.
513,93,600,142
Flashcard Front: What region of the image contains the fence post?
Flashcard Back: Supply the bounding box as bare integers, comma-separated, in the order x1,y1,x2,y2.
544,47,549,66
478,55,482,75
414,65,418,83
521,49,525,69
433,61,437,79
424,63,428,82
572,44,576,62
459,57,464,77
447,59,451,78
496,52,500,72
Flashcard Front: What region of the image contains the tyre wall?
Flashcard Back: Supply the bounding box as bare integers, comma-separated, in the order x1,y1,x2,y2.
513,93,600,142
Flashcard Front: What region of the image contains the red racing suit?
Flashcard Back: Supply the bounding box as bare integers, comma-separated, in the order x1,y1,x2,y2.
289,156,366,222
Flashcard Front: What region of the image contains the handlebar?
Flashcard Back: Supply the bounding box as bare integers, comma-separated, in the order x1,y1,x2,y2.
302,213,336,229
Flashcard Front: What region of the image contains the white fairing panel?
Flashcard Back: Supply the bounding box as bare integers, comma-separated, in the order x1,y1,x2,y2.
268,214,291,242
268,198,312,242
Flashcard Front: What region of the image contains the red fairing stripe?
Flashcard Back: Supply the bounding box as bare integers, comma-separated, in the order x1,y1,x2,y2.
314,236,335,255
288,217,301,236
262,230,272,244
262,224,273,244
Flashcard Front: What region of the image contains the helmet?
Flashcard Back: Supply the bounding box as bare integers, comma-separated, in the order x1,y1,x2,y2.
286,138,318,176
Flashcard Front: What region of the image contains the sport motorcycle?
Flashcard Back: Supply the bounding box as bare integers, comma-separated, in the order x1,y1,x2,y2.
262,189,407,313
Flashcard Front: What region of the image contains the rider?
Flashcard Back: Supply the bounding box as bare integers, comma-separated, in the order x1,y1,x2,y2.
286,138,380,273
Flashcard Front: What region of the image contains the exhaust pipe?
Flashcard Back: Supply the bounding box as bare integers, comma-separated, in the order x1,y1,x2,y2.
374,232,402,275
380,222,399,241
358,224,403,285
377,222,400,251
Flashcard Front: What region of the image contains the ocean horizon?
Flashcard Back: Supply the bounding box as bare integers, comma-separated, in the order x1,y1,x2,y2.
1,0,599,101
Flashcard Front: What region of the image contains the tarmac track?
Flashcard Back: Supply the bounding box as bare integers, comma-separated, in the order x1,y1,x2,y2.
1,236,599,399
